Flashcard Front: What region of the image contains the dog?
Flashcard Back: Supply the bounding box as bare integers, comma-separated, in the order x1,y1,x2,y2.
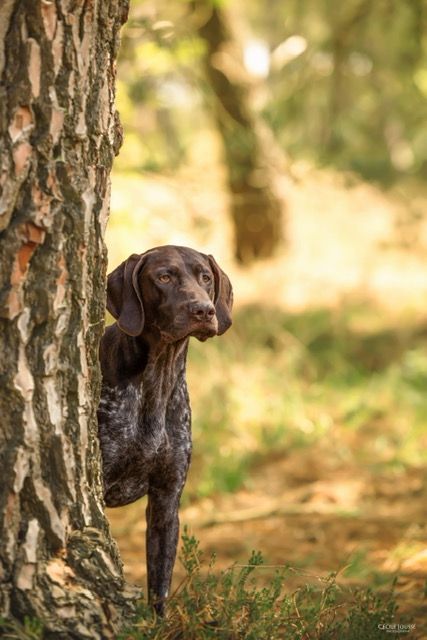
97,245,233,613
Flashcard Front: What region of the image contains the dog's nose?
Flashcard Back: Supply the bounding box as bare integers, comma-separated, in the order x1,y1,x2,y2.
188,301,215,322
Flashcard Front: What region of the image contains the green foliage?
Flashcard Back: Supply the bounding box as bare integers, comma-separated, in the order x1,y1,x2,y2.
120,529,402,639
0,617,44,640
117,0,427,182
115,1,206,173
259,0,427,181
186,303,427,496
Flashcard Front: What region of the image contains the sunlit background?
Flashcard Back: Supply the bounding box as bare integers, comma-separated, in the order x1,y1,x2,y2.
106,0,427,629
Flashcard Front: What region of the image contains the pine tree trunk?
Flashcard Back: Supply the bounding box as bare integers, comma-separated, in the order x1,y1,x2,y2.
0,1,137,637
195,1,284,264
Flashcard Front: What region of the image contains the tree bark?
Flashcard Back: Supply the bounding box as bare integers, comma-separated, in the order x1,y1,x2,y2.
0,1,137,637
194,0,284,264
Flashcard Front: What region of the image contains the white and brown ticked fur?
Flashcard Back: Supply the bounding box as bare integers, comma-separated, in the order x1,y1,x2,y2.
97,245,233,614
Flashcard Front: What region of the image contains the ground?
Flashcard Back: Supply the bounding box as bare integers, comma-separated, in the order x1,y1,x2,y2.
107,447,427,636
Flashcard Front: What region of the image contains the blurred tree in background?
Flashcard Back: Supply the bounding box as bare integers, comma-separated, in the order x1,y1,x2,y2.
115,0,427,259
116,0,427,184
194,0,284,263
116,0,285,263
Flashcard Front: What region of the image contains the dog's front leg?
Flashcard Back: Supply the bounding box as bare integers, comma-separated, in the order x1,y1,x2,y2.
146,486,181,615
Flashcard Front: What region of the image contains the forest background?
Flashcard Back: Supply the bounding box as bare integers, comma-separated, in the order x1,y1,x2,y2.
105,0,427,635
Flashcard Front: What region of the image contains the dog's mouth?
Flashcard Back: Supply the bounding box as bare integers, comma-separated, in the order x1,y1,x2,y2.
189,324,217,342
158,317,218,343
188,315,218,341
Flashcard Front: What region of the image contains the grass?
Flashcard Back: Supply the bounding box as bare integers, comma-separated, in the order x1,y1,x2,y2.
120,528,402,640
186,302,427,496
0,529,404,640
0,617,44,640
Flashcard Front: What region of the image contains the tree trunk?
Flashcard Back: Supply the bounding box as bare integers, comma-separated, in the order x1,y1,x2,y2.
0,1,137,637
194,0,284,264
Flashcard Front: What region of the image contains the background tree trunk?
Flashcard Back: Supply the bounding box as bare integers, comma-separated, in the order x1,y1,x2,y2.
194,0,284,264
0,1,137,637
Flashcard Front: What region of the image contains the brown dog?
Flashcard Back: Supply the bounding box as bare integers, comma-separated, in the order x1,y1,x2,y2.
97,245,233,613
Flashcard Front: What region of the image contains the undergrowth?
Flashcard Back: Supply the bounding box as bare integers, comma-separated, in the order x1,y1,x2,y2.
0,531,406,640
120,528,401,640
187,303,427,496
0,617,43,640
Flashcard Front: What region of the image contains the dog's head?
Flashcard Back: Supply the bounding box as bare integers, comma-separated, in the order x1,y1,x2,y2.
106,245,233,342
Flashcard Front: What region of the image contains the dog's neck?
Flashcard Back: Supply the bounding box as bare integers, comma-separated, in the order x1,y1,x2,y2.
141,335,189,402
100,323,189,389
136,333,189,451
100,324,190,451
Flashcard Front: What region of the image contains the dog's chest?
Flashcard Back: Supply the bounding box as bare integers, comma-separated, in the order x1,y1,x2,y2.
97,377,191,507
98,383,143,446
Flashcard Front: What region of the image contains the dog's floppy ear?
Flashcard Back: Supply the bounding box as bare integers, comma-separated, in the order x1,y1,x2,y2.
107,253,147,336
208,255,233,335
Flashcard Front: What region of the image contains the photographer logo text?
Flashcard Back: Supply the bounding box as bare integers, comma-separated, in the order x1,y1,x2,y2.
378,623,416,634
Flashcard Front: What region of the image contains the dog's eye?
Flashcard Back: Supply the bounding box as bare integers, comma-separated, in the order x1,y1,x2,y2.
158,274,171,283
201,274,211,284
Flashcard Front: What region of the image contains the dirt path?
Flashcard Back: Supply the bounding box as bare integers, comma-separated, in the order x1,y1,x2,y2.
107,448,427,637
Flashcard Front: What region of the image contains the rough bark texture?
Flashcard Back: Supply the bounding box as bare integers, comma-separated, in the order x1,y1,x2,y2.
0,1,137,637
195,1,284,264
